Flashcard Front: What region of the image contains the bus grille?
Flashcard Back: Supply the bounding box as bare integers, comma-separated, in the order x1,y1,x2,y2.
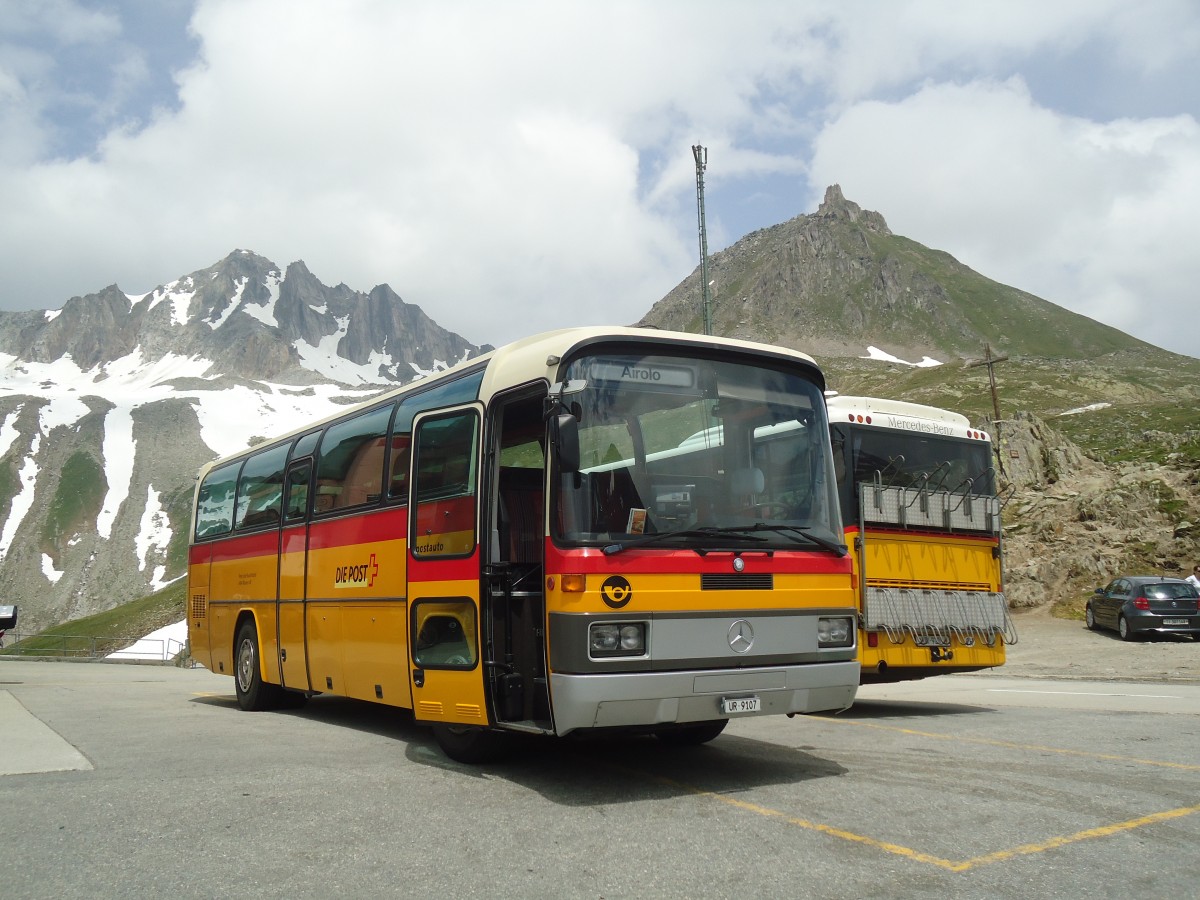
190,593,207,619
701,573,773,591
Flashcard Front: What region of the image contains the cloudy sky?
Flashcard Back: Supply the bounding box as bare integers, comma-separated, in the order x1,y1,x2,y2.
1,1,1198,357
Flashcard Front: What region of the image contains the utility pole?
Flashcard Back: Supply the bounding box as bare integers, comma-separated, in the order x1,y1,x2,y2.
692,144,712,335
966,343,1010,475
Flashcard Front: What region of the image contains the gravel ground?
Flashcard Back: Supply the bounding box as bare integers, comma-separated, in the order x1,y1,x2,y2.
998,603,1200,684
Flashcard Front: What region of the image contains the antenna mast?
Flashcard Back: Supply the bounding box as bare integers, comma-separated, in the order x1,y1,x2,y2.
692,144,712,335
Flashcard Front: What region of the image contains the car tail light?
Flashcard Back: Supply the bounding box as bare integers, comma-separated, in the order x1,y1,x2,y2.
1133,595,1149,611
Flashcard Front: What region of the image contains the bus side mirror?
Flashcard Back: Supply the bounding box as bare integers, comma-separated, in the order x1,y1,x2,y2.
553,414,580,473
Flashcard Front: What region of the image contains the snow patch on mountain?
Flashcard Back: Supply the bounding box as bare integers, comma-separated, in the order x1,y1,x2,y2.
145,279,196,326
0,434,40,561
42,553,64,584
862,346,943,368
135,485,171,591
294,319,398,386
242,270,282,328
0,405,23,456
97,406,133,540
191,382,378,458
207,276,248,330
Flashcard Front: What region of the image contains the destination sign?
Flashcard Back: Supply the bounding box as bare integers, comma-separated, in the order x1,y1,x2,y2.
587,361,696,388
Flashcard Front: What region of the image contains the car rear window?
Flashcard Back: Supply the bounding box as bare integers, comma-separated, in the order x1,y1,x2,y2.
1144,583,1199,599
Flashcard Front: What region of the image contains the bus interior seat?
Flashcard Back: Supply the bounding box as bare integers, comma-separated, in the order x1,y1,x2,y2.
338,438,387,508
593,466,647,533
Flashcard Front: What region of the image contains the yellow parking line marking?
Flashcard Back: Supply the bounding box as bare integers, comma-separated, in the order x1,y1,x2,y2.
953,805,1200,871
645,773,959,870
815,717,1200,771
987,688,1182,699
619,715,1200,872
647,770,1200,872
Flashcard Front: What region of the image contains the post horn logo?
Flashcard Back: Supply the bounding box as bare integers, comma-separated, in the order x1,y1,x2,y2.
600,575,633,609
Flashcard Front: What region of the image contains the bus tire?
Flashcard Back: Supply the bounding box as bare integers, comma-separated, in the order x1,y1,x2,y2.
234,620,285,711
431,724,508,763
279,689,309,709
654,719,728,746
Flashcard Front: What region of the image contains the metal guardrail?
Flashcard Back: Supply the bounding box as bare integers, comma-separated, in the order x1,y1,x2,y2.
0,631,188,663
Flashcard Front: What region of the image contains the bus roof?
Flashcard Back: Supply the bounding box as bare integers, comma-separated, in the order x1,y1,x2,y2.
196,326,825,477
825,394,989,441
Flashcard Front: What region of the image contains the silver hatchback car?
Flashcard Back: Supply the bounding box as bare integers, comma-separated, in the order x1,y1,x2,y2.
1086,576,1200,641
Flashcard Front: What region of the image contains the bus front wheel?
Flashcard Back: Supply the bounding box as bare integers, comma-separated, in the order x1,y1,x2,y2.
234,620,285,711
431,724,508,764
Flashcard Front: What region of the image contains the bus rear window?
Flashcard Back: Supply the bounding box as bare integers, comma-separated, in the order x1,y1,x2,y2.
195,462,240,539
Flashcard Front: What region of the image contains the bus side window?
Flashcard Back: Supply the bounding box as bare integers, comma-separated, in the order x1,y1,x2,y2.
284,459,311,522
387,370,486,505
411,409,479,558
388,434,411,501
235,442,289,529
316,405,392,513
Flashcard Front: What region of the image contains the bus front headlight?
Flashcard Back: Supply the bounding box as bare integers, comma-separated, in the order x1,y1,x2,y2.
817,616,853,648
589,622,647,658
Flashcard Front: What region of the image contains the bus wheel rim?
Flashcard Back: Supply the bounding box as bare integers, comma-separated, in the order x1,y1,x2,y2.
237,638,255,692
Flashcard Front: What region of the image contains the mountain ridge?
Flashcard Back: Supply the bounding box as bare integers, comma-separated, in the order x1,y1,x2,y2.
640,184,1163,364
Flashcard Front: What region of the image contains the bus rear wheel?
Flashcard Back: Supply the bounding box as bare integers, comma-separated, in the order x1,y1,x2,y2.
234,620,285,711
431,724,509,764
654,720,728,746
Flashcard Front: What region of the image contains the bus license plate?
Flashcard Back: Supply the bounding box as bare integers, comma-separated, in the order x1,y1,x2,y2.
914,635,950,648
721,696,761,715
1163,618,1188,625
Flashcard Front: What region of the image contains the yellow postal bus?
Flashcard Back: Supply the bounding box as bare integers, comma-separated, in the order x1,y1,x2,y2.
825,395,1016,683
188,327,860,760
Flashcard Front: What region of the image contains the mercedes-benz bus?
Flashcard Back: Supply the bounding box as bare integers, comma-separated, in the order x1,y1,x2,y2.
826,395,1016,683
188,327,860,760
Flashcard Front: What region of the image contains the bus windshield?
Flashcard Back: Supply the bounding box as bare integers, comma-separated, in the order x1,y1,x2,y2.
840,429,996,497
554,350,842,551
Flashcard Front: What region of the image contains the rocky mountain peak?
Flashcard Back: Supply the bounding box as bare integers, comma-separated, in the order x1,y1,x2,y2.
815,183,892,235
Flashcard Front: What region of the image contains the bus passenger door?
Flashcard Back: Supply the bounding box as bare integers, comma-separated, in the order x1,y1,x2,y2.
406,404,490,727
277,458,311,690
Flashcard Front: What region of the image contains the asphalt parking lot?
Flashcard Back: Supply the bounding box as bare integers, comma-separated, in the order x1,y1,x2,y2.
2,656,1198,899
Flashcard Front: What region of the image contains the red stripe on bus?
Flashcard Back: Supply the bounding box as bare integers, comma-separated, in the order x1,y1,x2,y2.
307,507,409,551
407,551,480,584
545,542,851,575
206,530,280,563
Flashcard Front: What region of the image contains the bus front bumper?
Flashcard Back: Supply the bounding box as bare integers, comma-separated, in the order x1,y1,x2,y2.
548,660,860,736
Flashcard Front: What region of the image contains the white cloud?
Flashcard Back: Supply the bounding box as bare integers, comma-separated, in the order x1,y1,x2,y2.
810,78,1200,356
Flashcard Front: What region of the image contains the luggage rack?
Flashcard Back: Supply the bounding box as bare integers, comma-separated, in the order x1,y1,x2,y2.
865,586,1018,646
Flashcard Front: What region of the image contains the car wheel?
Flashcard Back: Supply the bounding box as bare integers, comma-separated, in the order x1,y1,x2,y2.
234,620,285,711
1085,605,1098,631
655,719,729,746
1118,615,1138,642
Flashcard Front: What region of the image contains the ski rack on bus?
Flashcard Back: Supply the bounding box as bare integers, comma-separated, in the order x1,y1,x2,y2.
861,469,1001,535
859,468,1016,646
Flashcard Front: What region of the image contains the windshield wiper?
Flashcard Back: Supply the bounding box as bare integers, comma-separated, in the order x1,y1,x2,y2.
718,523,848,556
602,527,768,555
